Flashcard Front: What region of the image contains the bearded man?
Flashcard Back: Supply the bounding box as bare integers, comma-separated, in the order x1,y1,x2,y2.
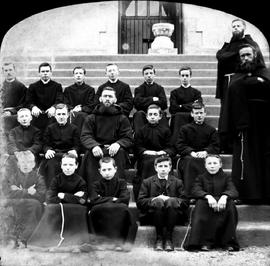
215,18,265,153
220,44,270,203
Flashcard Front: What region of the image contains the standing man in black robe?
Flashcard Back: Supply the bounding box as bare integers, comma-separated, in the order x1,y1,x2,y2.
93,63,133,117
63,66,95,138
215,18,265,152
220,44,270,204
80,86,133,193
133,64,168,135
1,62,27,134
25,62,64,133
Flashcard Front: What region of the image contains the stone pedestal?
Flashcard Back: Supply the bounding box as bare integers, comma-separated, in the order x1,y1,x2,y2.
148,23,178,54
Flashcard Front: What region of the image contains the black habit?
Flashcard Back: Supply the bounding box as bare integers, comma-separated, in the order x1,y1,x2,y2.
176,121,220,198
88,177,137,243
94,80,133,116
219,65,270,202
184,169,239,251
28,173,89,249
79,104,133,192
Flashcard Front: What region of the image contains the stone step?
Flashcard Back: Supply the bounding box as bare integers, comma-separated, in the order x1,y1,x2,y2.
134,221,270,248
17,76,217,87
4,54,218,62
128,202,270,223
14,61,218,70
17,69,218,78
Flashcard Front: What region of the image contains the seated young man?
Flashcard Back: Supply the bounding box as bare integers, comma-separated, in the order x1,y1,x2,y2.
28,153,89,250
133,104,175,200
41,103,80,188
80,86,133,193
7,108,42,160
137,156,189,252
133,64,168,135
64,66,95,137
88,157,138,251
2,151,46,248
169,66,202,143
184,154,239,252
175,102,220,199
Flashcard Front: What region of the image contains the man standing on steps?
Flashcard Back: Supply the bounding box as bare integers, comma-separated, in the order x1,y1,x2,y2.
215,18,265,153
25,62,64,133
220,44,270,204
93,63,133,117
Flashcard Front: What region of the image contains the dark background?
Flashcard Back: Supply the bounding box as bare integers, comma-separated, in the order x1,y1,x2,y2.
0,0,269,58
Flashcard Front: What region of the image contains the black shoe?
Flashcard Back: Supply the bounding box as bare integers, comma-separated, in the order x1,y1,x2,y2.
201,245,211,251
154,239,163,251
164,240,174,252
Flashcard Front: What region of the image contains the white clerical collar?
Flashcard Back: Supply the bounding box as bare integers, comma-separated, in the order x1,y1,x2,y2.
41,79,51,84
109,78,118,83
182,84,191,88
157,175,168,181
6,78,15,83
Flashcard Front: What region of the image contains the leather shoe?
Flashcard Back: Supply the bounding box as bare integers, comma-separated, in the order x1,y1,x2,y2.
154,239,163,251
164,240,174,252
201,245,211,251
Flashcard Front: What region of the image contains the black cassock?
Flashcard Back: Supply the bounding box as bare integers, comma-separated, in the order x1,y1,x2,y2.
88,177,138,244
220,66,270,202
184,169,239,251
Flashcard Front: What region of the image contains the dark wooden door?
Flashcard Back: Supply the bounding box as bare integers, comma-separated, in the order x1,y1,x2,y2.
119,1,181,54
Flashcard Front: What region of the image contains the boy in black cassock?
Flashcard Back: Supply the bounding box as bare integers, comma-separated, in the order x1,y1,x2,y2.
28,153,89,249
63,66,95,137
184,154,239,251
2,151,46,248
25,62,64,133
133,104,175,201
7,108,42,159
93,63,133,117
176,102,220,199
137,156,189,252
41,103,80,188
133,65,168,135
169,66,202,143
88,157,138,251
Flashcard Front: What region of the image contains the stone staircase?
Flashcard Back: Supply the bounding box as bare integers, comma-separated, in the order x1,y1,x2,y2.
7,54,270,247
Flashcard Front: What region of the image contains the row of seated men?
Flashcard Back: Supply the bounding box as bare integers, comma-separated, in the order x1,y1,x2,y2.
2,150,239,253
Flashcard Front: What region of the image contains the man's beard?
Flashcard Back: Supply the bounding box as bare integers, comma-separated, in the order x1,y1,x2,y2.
239,60,257,73
231,30,244,41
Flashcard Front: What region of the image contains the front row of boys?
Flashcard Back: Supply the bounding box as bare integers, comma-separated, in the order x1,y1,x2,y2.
3,150,239,252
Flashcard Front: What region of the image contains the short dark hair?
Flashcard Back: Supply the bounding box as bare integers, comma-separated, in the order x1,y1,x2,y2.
38,62,52,72
99,157,116,167
2,62,15,70
154,155,172,166
192,101,205,110
179,66,192,76
55,103,68,112
73,66,86,75
238,44,257,55
205,154,222,164
101,86,116,95
142,64,156,74
62,152,78,163
232,18,246,28
147,104,162,115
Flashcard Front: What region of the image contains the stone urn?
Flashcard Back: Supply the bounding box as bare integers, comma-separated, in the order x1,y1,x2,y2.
149,23,177,54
